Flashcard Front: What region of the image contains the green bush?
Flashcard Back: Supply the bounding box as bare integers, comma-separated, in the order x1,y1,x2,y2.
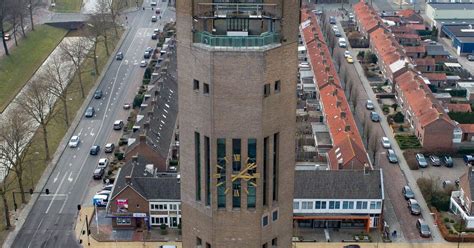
133,94,144,108
444,217,450,223
143,78,150,85
451,219,455,223
443,89,467,97
169,160,179,166
114,152,124,160
160,223,168,235
144,67,152,80
357,50,365,58
395,135,421,149
393,112,404,123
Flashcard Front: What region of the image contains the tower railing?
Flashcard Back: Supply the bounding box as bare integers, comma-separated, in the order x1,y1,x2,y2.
195,2,279,19
194,31,280,47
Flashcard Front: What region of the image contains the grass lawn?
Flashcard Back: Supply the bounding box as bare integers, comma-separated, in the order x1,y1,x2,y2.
52,0,82,12
395,134,422,150
0,28,123,243
0,25,67,112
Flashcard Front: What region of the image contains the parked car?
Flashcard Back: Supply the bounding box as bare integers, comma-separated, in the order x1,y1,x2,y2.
154,28,160,34
85,107,95,118
93,168,105,180
144,51,151,59
329,16,336,24
334,30,341,37
338,38,347,48
94,90,103,99
408,199,421,215
381,137,391,148
104,143,115,153
102,184,113,191
387,149,398,163
468,54,474,61
150,1,157,6
416,153,428,168
123,103,131,109
344,50,351,58
151,15,157,22
366,100,374,110
155,8,161,14
463,155,474,165
68,135,80,148
98,158,109,168
151,33,158,40
92,194,108,206
113,120,124,130
402,185,415,200
442,155,454,167
370,111,380,122
346,55,354,63
416,219,431,238
429,155,441,166
90,145,100,155
140,60,147,67
116,52,123,60
312,9,323,15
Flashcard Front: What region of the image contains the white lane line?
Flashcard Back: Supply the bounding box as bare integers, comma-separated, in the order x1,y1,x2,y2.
53,172,60,183
45,172,67,213
59,194,69,214
67,171,73,182
27,216,44,248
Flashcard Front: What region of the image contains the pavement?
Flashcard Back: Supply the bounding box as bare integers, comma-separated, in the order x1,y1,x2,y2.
3,1,175,247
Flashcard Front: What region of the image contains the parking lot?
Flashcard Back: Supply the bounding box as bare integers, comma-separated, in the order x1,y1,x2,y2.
411,156,467,187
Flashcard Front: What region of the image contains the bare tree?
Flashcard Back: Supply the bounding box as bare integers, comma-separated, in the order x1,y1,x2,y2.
89,11,110,57
16,80,55,161
0,179,14,229
60,37,89,99
368,132,381,165
27,0,34,31
350,83,360,110
0,0,10,55
0,111,34,204
97,0,119,37
39,54,72,126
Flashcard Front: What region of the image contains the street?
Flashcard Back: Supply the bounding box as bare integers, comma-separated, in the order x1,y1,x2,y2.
8,1,174,247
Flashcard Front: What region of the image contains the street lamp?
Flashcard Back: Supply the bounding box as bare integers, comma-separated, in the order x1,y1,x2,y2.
458,231,466,248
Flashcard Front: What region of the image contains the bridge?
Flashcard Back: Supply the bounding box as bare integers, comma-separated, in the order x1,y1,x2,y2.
44,13,90,29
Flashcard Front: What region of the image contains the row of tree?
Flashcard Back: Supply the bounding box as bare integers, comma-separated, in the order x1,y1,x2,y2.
0,0,36,55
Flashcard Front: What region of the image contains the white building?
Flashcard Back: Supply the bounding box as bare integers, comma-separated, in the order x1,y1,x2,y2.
450,167,474,229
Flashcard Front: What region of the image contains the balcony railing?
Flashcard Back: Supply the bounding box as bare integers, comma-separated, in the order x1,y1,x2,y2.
194,31,280,47
195,2,278,19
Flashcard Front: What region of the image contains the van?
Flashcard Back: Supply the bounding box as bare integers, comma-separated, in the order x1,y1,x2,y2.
93,194,108,207
338,38,347,48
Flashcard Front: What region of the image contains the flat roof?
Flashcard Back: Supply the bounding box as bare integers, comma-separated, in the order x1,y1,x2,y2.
429,3,474,10
442,25,474,38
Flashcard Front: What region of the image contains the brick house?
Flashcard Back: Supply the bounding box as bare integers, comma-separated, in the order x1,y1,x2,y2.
423,72,447,88
404,45,426,59
354,1,383,38
414,58,435,73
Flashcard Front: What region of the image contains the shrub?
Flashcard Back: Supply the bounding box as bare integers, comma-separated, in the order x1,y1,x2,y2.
393,112,404,123
160,224,168,235
133,94,144,108
444,217,450,223
357,50,365,58
392,103,398,111
451,219,455,223
144,67,152,80
115,152,124,160
398,125,404,132
169,160,179,166
382,105,390,113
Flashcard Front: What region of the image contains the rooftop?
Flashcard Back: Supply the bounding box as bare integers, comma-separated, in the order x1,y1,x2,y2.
428,3,474,10
294,169,383,200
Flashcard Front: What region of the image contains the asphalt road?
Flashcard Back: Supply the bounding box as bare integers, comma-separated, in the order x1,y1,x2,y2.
11,1,173,247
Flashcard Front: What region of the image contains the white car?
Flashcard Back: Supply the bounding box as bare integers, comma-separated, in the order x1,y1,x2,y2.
98,158,109,168
69,136,80,148
344,50,351,58
381,137,391,149
140,60,147,67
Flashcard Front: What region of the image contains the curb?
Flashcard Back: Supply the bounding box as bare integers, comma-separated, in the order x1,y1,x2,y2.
2,24,132,248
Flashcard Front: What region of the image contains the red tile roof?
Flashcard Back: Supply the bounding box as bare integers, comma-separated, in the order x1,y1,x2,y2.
370,27,405,66
460,124,474,134
397,33,421,40
354,1,384,34
448,103,472,113
404,45,426,54
391,26,416,34
301,9,370,170
406,23,427,31
414,58,435,66
423,72,447,81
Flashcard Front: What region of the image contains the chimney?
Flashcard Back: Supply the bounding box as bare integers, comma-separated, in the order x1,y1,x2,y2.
144,121,150,130
125,176,132,185
345,125,351,131
340,111,346,119
132,155,138,163
139,134,146,143
328,76,334,84
332,89,338,96
325,66,330,72
336,100,342,107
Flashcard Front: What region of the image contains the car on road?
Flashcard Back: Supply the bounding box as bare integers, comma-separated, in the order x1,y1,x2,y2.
155,8,161,14
348,13,355,20
416,153,428,168
90,145,100,155
152,33,158,40
344,50,351,58
152,15,157,22
312,9,322,15
334,29,341,37
123,103,131,109
98,158,109,169
329,16,336,24
402,185,415,200
381,137,391,148
144,51,151,59
113,120,124,130
442,155,454,167
116,52,123,60
387,149,398,163
346,55,354,63
140,60,148,67
370,111,380,122
69,135,80,148
468,54,474,61
154,28,160,34
94,90,103,99
463,154,474,165
93,167,105,180
338,38,347,48
429,155,441,166
408,199,421,215
343,245,360,248
416,219,431,238
366,100,374,110
85,106,95,118
150,1,157,6
104,143,115,153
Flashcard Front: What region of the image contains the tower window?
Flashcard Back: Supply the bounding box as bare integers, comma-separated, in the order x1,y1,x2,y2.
262,215,269,227
272,209,278,221
217,138,226,208
263,137,269,206
274,80,281,93
273,133,279,202
195,132,201,201
203,83,209,94
197,237,202,246
272,238,278,247
263,84,270,97
205,136,211,206
193,79,200,91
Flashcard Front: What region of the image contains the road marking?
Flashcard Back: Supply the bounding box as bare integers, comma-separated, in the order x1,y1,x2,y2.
45,172,67,213
69,163,72,167
67,171,73,182
59,194,69,214
27,216,44,248
53,172,60,183
73,155,76,159
77,128,83,136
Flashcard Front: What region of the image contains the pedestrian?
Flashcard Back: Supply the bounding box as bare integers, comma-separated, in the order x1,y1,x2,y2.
143,7,145,10
125,16,128,20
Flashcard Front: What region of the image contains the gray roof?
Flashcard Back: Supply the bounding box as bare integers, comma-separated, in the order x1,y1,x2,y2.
294,170,383,200
130,41,178,160
443,25,474,38
111,156,181,201
425,44,450,56
429,3,474,10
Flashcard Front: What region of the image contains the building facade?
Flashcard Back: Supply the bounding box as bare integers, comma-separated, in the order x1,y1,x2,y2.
177,1,299,247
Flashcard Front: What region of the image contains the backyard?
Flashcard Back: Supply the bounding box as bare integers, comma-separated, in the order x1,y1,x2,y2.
395,134,422,150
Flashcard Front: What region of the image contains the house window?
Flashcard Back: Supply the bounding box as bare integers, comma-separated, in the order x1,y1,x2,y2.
193,79,200,91
342,201,354,209
150,217,168,225
264,84,271,97
150,204,168,210
274,80,281,93
329,201,340,209
205,136,211,206
204,83,209,94
293,201,300,210
302,201,313,209
272,238,278,246
272,210,278,221
356,201,368,209
116,217,131,225
315,201,326,209
262,215,269,227
170,204,178,210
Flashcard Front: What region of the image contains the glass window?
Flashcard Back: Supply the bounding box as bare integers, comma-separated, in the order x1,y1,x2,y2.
274,80,281,93
247,138,257,208
262,215,269,227
376,201,382,209
273,133,279,201
217,138,226,208
293,201,300,210
204,83,209,94
205,136,211,206
195,132,201,201
193,79,200,90
329,201,335,209
370,201,376,209
263,83,271,97
272,210,278,221
233,180,241,208
302,201,313,209
315,201,326,209
232,139,241,171
263,137,269,206
356,201,368,209
343,201,354,209
116,217,131,225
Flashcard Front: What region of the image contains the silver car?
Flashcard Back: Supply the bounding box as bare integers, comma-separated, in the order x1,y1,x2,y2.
416,153,428,168
381,137,391,148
